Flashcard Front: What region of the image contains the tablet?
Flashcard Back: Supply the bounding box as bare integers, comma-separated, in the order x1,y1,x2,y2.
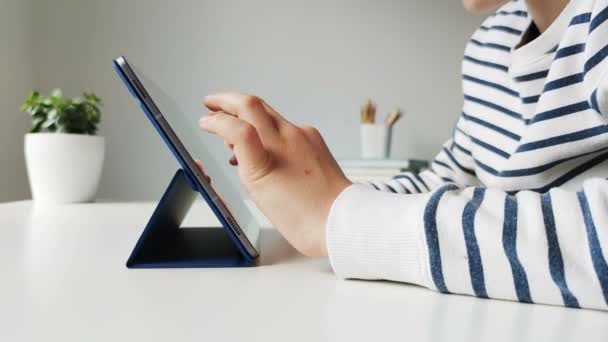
113,56,259,259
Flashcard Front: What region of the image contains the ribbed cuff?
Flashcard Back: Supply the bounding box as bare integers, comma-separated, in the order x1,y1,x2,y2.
326,184,428,285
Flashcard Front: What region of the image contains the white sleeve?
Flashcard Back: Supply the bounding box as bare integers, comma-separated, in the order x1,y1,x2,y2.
326,179,608,310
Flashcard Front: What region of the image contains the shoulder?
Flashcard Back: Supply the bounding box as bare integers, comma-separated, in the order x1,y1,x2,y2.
583,0,608,114
465,0,530,55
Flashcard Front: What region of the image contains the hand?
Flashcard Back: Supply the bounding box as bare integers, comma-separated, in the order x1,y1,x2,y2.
199,92,352,257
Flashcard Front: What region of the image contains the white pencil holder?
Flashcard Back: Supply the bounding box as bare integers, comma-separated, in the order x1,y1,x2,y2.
360,124,391,159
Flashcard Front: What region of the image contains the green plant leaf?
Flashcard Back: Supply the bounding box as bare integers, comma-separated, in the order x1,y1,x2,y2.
83,92,102,106
32,115,45,125
51,88,62,97
21,90,40,113
47,108,58,121
20,89,102,134
42,118,56,129
30,122,43,133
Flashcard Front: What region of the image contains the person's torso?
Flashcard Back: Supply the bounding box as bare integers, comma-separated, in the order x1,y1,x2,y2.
460,0,608,193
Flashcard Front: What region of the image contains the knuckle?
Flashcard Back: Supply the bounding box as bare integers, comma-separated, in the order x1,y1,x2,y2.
302,125,320,136
301,125,322,141
238,123,258,142
301,125,314,133
242,95,263,110
284,125,306,140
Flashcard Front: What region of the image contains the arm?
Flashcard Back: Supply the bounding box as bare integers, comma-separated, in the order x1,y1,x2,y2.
199,92,607,310
329,0,608,310
362,117,480,194
327,179,608,310
327,1,608,308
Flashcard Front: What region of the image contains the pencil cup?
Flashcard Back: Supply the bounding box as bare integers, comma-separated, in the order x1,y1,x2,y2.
360,124,391,159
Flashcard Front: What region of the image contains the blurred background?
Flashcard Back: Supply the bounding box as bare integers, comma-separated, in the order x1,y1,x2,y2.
0,0,483,202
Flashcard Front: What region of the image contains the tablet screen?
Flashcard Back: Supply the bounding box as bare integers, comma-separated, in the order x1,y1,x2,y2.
129,62,260,250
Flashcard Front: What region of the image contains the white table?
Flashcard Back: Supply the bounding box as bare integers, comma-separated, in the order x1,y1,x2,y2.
1,201,607,342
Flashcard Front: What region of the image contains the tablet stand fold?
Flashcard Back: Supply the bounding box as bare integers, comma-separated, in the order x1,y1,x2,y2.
126,169,254,268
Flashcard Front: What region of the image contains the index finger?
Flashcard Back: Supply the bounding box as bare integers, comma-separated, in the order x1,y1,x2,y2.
204,92,288,127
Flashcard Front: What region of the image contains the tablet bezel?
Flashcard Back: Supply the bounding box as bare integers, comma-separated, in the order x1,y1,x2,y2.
113,56,259,259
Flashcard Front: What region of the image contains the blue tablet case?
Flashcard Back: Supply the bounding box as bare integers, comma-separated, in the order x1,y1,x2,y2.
126,169,255,268
113,57,256,268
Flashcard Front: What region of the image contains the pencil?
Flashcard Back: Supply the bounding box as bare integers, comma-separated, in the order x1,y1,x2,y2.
385,109,402,127
360,99,376,124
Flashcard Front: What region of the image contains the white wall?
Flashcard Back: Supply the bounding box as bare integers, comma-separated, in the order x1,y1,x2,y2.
0,0,34,202
2,0,483,201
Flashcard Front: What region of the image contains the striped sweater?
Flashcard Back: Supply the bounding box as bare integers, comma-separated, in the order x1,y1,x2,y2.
326,0,608,310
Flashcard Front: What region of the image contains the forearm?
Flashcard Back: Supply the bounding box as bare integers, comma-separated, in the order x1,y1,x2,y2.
327,179,608,310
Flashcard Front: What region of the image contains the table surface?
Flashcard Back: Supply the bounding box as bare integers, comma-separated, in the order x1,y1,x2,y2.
1,200,607,342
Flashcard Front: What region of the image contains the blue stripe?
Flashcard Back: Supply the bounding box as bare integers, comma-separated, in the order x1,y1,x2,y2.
454,125,468,138
385,184,397,193
442,147,476,176
495,10,528,17
368,182,380,190
526,101,591,125
414,174,431,191
502,195,533,303
591,89,600,113
392,179,412,194
434,159,453,171
462,112,521,141
462,74,519,97
522,95,540,104
577,191,608,305
464,95,523,120
474,160,501,176
517,125,608,152
453,142,472,156
394,174,422,193
540,193,580,308
515,70,549,82
554,43,586,60
533,150,608,193
462,188,488,298
429,166,454,183
584,43,608,75
547,45,559,54
403,175,422,193
463,55,509,72
590,6,608,32
469,39,511,52
399,181,412,194
543,73,584,92
440,176,454,183
424,184,459,293
479,25,522,35
471,136,511,158
570,12,591,26
478,146,608,179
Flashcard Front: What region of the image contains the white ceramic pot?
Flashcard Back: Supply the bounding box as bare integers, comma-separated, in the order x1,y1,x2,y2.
360,124,391,159
24,133,105,204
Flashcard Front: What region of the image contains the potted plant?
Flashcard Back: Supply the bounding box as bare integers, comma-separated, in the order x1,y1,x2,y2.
20,89,105,204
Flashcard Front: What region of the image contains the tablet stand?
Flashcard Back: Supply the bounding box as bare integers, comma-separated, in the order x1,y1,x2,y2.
126,169,255,268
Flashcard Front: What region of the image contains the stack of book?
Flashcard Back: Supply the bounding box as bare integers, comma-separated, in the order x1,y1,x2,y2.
338,159,429,183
